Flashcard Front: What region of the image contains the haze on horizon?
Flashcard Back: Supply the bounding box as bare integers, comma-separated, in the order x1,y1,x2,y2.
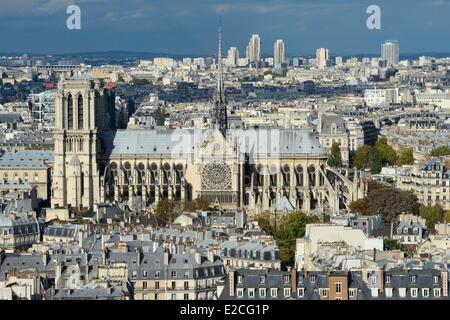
0,0,449,56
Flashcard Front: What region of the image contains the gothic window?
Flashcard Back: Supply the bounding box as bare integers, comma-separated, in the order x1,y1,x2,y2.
67,94,73,129
78,94,84,130
163,163,171,185
150,163,158,184
296,165,304,186
308,165,316,187
124,162,132,185
201,162,232,190
282,164,290,187
137,162,145,184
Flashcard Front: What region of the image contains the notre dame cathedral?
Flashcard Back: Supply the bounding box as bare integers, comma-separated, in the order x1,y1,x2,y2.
51,32,366,217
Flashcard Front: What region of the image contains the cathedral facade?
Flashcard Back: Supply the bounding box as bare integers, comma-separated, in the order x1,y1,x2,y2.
51,28,366,216
51,77,366,216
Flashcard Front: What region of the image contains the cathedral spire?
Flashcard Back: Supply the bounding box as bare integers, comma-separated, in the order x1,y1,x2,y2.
217,18,224,95
212,18,228,137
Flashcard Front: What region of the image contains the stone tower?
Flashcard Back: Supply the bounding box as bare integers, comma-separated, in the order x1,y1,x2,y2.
51,77,115,211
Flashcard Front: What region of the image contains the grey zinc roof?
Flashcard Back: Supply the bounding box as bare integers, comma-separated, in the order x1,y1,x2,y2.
0,150,54,169
52,287,125,300
100,128,326,157
320,115,347,134
0,112,23,123
44,225,77,238
101,130,186,155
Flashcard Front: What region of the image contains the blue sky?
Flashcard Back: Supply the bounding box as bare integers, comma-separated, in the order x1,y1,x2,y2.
0,0,448,56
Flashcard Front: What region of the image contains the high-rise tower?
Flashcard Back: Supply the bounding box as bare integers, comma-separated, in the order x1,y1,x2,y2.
211,22,228,136
246,34,261,64
274,39,286,67
381,40,400,67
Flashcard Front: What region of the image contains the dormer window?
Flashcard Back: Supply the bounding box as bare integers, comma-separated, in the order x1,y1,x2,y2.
385,275,391,284
237,276,243,284
410,275,417,284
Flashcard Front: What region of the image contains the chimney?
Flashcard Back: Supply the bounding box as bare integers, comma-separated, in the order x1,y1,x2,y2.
55,261,63,289
229,269,235,297
442,271,448,297
78,229,84,249
207,250,214,263
291,268,297,293
379,268,384,293
194,252,202,265
163,250,169,266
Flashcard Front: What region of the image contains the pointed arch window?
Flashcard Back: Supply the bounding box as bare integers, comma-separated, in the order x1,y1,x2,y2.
67,94,73,129
78,94,84,129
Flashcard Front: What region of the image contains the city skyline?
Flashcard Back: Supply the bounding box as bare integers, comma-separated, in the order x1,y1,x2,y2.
0,0,450,55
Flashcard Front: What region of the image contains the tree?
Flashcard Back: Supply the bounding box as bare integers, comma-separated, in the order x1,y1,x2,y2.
327,142,343,168
349,198,370,215
353,145,372,170
368,148,383,174
194,197,210,211
349,182,420,224
397,148,414,165
183,197,210,212
254,213,275,236
376,137,397,166
430,145,450,157
445,211,450,223
419,204,444,229
183,200,197,212
367,187,419,223
131,77,150,85
286,211,318,239
254,211,318,267
154,199,183,223
384,239,401,250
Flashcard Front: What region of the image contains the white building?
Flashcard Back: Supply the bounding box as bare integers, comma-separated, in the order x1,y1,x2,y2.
246,34,261,64
295,224,383,269
316,48,329,69
381,40,400,67
364,88,400,106
227,47,239,67
273,40,286,67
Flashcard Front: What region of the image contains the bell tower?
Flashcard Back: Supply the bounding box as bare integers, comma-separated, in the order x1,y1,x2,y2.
52,77,115,211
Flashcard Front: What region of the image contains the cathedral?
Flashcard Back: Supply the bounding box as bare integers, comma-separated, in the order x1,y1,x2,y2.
51,30,367,217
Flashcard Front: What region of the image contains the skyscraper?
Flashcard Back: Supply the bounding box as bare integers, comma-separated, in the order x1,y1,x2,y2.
273,39,286,67
381,40,400,67
316,48,329,69
227,47,239,66
246,34,261,64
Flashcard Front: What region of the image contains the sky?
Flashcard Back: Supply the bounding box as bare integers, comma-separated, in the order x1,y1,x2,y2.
0,0,449,56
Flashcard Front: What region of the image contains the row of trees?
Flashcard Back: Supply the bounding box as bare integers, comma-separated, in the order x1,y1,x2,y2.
352,137,414,173
154,197,210,223
419,204,450,229
429,146,450,157
254,211,319,267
